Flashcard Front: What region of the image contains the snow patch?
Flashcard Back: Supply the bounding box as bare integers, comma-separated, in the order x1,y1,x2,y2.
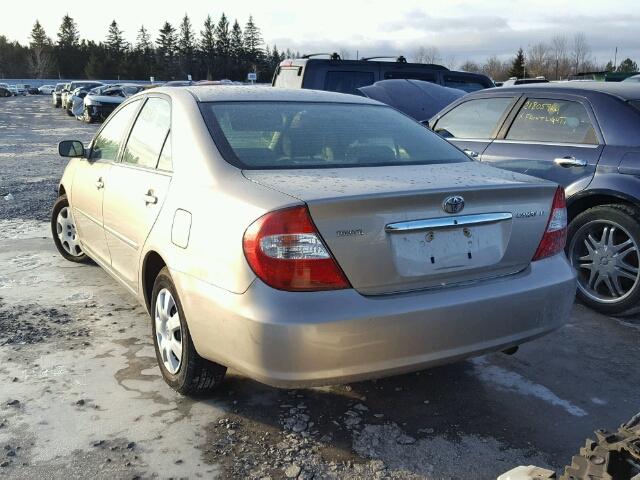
471,357,587,417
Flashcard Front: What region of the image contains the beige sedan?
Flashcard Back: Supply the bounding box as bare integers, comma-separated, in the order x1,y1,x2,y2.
53,86,575,395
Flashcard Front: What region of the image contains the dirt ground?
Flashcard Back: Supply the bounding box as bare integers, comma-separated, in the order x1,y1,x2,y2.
0,95,639,480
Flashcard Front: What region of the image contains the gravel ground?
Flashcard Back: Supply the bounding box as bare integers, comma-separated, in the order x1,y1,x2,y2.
0,96,639,480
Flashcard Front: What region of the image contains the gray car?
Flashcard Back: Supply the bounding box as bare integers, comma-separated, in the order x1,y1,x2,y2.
53,87,575,394
430,82,640,314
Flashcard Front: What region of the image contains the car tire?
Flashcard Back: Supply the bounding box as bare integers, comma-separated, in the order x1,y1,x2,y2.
65,107,74,117
51,195,90,263
567,204,640,315
83,107,94,123
151,267,227,395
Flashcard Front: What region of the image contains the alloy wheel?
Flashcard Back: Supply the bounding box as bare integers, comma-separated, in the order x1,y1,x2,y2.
154,288,183,374
569,220,640,304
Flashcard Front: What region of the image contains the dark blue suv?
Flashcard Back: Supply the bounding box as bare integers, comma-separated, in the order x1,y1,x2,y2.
430,82,640,314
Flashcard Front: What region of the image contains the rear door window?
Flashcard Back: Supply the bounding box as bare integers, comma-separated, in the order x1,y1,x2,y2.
434,97,514,139
274,67,303,88
324,71,375,95
122,97,171,169
506,98,598,144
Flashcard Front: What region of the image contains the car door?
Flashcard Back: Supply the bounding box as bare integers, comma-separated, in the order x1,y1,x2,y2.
102,96,172,291
431,96,520,158
481,95,604,196
71,100,142,265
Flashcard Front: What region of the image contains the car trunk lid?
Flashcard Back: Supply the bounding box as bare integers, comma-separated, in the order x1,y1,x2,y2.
243,162,557,295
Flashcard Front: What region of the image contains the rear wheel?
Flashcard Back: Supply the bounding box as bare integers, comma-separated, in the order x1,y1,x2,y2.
567,204,640,315
151,267,227,395
51,195,89,263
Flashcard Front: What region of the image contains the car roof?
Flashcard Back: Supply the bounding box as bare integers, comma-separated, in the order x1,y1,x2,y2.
181,85,383,105
496,81,640,100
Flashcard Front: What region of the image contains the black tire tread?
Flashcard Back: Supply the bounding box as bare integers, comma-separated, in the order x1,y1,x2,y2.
51,195,90,264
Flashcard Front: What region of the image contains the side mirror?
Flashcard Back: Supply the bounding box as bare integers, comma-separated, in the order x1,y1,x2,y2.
58,140,85,158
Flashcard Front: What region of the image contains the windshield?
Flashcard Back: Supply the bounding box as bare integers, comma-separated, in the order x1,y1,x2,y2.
200,102,469,170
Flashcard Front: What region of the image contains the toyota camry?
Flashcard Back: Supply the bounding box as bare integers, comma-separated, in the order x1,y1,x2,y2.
53,86,576,395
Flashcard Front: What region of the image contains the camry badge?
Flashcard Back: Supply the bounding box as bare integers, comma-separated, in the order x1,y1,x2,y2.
442,195,465,214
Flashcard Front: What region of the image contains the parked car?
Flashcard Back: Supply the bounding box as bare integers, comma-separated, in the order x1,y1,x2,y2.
27,85,40,95
7,85,19,96
52,83,66,107
61,81,103,112
53,87,575,394
39,84,56,95
0,86,11,97
67,85,100,117
358,79,466,123
15,84,28,95
80,84,145,122
272,53,495,95
429,82,640,314
623,74,640,83
501,77,549,86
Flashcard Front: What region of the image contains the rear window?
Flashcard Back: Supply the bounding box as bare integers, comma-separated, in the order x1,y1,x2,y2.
443,74,490,92
324,71,375,95
201,102,469,170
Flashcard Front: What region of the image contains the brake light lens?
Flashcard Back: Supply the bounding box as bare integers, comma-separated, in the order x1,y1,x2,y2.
243,206,351,291
532,187,567,261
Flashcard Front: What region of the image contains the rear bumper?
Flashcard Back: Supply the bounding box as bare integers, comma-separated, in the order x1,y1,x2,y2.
174,254,576,387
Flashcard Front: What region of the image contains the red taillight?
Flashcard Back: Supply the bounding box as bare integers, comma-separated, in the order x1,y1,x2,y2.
532,187,567,261
243,206,351,291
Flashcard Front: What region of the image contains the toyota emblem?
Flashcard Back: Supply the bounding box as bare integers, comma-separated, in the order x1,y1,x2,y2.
442,195,465,214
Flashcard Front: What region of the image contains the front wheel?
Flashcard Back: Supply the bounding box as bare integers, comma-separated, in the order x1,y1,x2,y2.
82,107,94,123
151,267,227,395
51,195,90,263
567,204,640,315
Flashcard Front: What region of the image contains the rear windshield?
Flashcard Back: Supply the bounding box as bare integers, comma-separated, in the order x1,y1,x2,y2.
200,101,469,169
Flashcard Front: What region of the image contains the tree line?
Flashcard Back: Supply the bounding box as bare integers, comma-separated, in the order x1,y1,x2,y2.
0,14,301,82
414,33,637,81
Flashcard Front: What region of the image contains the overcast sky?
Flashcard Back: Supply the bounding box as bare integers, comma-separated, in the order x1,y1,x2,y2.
2,0,638,66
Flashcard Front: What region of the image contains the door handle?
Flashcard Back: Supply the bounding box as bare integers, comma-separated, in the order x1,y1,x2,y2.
554,156,587,168
144,190,158,205
463,149,479,158
95,178,104,189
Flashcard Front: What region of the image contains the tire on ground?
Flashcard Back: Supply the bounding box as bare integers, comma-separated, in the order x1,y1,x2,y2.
151,267,227,395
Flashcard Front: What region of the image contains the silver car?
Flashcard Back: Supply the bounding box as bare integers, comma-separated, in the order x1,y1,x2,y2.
53,87,576,394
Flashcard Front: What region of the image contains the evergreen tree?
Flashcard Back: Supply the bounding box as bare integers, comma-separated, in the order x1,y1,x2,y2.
106,20,127,54
605,60,614,72
178,14,196,77
135,26,152,52
243,15,263,62
200,15,216,79
57,14,79,47
215,13,230,58
230,20,244,59
30,20,50,48
508,48,525,78
156,21,177,79
131,25,154,80
617,58,638,73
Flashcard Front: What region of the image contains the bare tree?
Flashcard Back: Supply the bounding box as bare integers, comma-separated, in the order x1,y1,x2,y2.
414,46,441,64
482,55,509,81
444,54,457,70
550,35,569,79
526,42,550,78
459,60,482,73
571,32,591,74
28,45,54,78
338,48,351,60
